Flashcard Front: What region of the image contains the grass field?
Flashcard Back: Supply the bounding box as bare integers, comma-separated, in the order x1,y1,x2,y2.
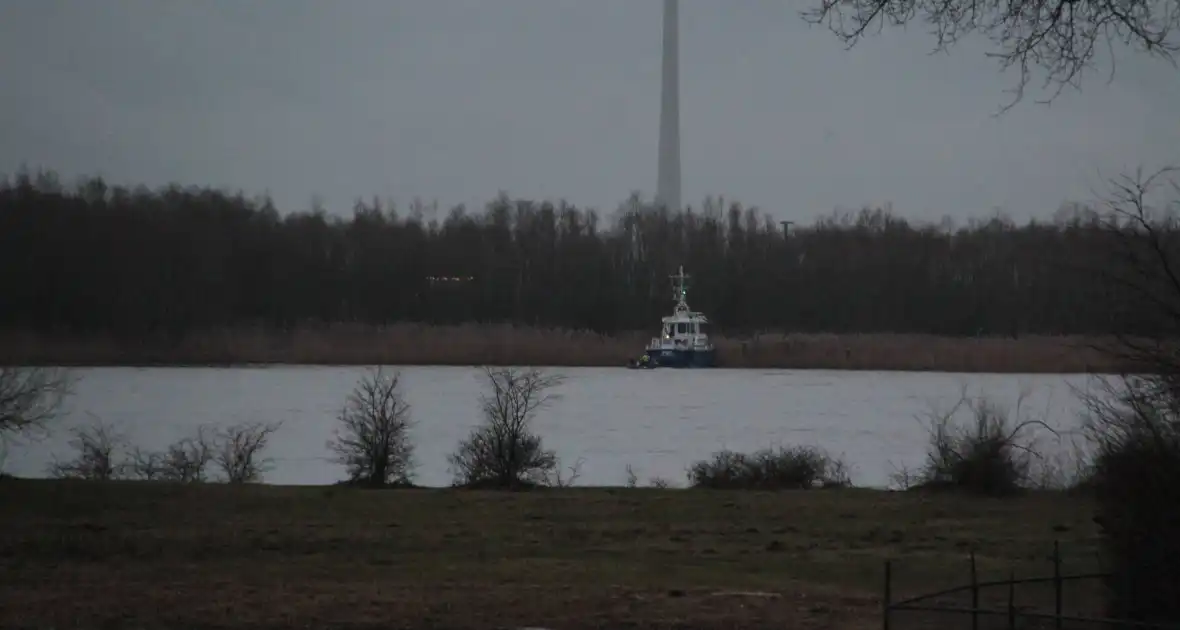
0,324,1121,373
0,480,1100,629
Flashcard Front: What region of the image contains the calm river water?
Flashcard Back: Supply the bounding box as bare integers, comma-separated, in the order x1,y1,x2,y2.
1,366,1100,487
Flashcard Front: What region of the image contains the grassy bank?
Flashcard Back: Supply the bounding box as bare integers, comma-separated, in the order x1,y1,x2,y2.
0,325,1120,372
0,479,1098,629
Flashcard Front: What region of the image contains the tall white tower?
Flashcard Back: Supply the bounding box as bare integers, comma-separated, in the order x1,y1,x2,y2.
656,0,681,213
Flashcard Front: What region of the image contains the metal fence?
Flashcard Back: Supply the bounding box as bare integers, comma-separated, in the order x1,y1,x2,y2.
882,542,1180,630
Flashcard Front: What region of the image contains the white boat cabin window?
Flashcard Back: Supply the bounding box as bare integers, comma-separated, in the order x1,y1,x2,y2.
663,321,708,337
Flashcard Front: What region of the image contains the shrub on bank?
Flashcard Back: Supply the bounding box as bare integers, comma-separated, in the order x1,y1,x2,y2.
41,373,1110,501
686,445,851,490
900,388,1072,496
1081,376,1180,624
448,367,572,489
48,417,281,484
46,414,126,481
326,366,415,487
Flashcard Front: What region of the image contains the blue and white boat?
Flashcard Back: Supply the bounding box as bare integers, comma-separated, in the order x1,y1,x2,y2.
628,266,717,369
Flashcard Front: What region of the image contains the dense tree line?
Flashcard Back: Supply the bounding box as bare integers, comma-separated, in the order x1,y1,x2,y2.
0,169,1143,339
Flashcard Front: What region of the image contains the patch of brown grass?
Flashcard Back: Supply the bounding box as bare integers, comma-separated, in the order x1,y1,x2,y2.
0,325,1126,373
0,480,1098,629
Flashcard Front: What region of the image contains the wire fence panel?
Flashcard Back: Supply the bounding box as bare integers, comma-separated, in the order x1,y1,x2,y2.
883,542,1180,630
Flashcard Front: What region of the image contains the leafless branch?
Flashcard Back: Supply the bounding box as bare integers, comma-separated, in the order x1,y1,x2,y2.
0,366,74,441
912,384,1066,494
126,446,166,481
327,366,415,486
448,366,565,488
547,456,584,488
888,460,920,490
1070,168,1180,618
801,0,1180,111
215,421,282,483
159,426,215,483
1082,168,1180,387
46,413,127,481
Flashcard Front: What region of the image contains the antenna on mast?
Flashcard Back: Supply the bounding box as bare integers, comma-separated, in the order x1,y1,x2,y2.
670,265,691,312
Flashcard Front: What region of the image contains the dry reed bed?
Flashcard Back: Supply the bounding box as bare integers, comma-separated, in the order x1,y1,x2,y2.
0,325,1123,373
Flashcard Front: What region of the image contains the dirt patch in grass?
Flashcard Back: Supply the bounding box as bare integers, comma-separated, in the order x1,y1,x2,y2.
0,481,1098,629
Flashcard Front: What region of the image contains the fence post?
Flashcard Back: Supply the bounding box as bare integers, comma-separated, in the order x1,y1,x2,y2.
883,559,892,630
970,550,979,630
1053,540,1063,630
1007,568,1017,630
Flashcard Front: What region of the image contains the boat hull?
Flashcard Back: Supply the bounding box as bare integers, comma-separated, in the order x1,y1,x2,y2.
643,347,716,368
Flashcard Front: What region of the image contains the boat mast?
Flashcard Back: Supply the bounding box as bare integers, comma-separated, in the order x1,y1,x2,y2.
670,265,690,313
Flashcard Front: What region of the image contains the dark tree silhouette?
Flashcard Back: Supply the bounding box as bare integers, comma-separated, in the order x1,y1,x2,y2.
328,367,415,487
802,0,1180,618
0,168,1147,345
0,366,72,441
1074,168,1180,625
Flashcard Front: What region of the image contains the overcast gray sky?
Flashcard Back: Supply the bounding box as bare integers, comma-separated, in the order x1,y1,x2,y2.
1,0,1177,224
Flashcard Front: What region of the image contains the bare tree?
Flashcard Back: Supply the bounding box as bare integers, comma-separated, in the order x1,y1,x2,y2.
1074,167,1180,459
1068,167,1180,623
0,367,73,441
802,0,1180,110
214,421,282,483
327,367,415,487
1075,169,1180,425
159,426,215,483
448,367,564,488
117,422,281,483
126,446,166,481
47,414,126,481
1082,167,1180,379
